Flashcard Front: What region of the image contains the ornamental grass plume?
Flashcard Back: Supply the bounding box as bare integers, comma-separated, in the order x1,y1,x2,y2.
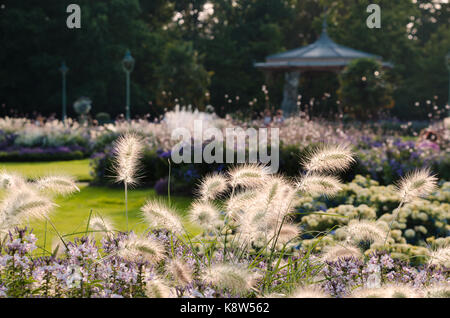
225,190,259,220
141,200,184,235
344,219,387,246
296,174,343,198
0,187,57,229
320,243,363,262
270,223,301,246
165,259,193,287
423,282,450,298
145,277,173,298
396,168,438,203
349,287,387,298
197,173,228,201
235,210,271,248
112,132,144,232
188,200,222,230
118,235,166,264
201,263,259,295
350,284,422,298
263,176,298,220
233,183,281,243
384,168,438,246
290,285,330,298
236,210,290,250
112,132,144,186
427,245,450,268
89,216,115,236
35,175,80,196
227,175,301,249
260,177,298,229
0,170,25,189
302,144,355,173
227,164,270,189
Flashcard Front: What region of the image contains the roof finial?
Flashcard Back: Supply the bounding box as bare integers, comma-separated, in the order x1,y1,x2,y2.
322,7,328,33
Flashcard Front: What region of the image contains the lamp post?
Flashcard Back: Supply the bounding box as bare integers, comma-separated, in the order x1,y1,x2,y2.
59,61,69,124
446,51,450,116
122,50,135,121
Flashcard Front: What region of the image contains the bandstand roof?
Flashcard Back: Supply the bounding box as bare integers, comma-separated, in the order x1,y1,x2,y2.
255,20,393,71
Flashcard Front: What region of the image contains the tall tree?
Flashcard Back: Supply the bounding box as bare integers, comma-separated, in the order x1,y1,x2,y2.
0,0,209,118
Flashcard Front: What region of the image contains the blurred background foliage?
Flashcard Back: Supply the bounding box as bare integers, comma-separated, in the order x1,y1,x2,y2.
0,0,449,120
337,58,394,120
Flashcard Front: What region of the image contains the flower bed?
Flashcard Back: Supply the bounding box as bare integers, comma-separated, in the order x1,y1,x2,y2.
0,228,447,298
0,117,92,161
0,146,86,162
0,141,448,298
1,111,449,185
90,140,450,195
88,110,450,192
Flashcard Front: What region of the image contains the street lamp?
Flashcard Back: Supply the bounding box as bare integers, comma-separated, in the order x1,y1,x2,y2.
59,61,69,124
122,50,135,121
446,51,450,116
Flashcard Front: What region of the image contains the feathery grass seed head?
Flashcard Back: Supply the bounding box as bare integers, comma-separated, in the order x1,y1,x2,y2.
396,168,438,202
112,133,144,186
197,174,228,201
188,200,222,229
145,277,173,298
320,243,363,262
201,263,259,294
297,174,343,197
141,200,184,234
165,259,193,287
290,285,330,298
225,190,258,220
270,223,301,245
303,144,355,173
0,187,56,228
118,235,166,264
350,284,421,298
423,282,450,298
427,245,450,268
344,219,387,245
36,175,80,196
227,164,270,189
89,216,115,235
0,170,25,189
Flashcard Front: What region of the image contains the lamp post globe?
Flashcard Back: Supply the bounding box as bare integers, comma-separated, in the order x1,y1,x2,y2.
122,50,135,73
122,50,135,121
59,61,69,124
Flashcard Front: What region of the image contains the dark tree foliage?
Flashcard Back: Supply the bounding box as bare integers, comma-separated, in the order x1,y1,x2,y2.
0,0,448,120
338,58,394,120
0,0,209,119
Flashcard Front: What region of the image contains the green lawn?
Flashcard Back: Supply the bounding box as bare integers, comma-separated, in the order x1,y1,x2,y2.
1,160,198,253
29,184,197,253
0,159,92,181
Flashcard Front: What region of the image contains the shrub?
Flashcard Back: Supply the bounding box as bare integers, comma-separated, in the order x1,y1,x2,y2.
0,148,85,162
95,112,111,125
338,58,394,120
